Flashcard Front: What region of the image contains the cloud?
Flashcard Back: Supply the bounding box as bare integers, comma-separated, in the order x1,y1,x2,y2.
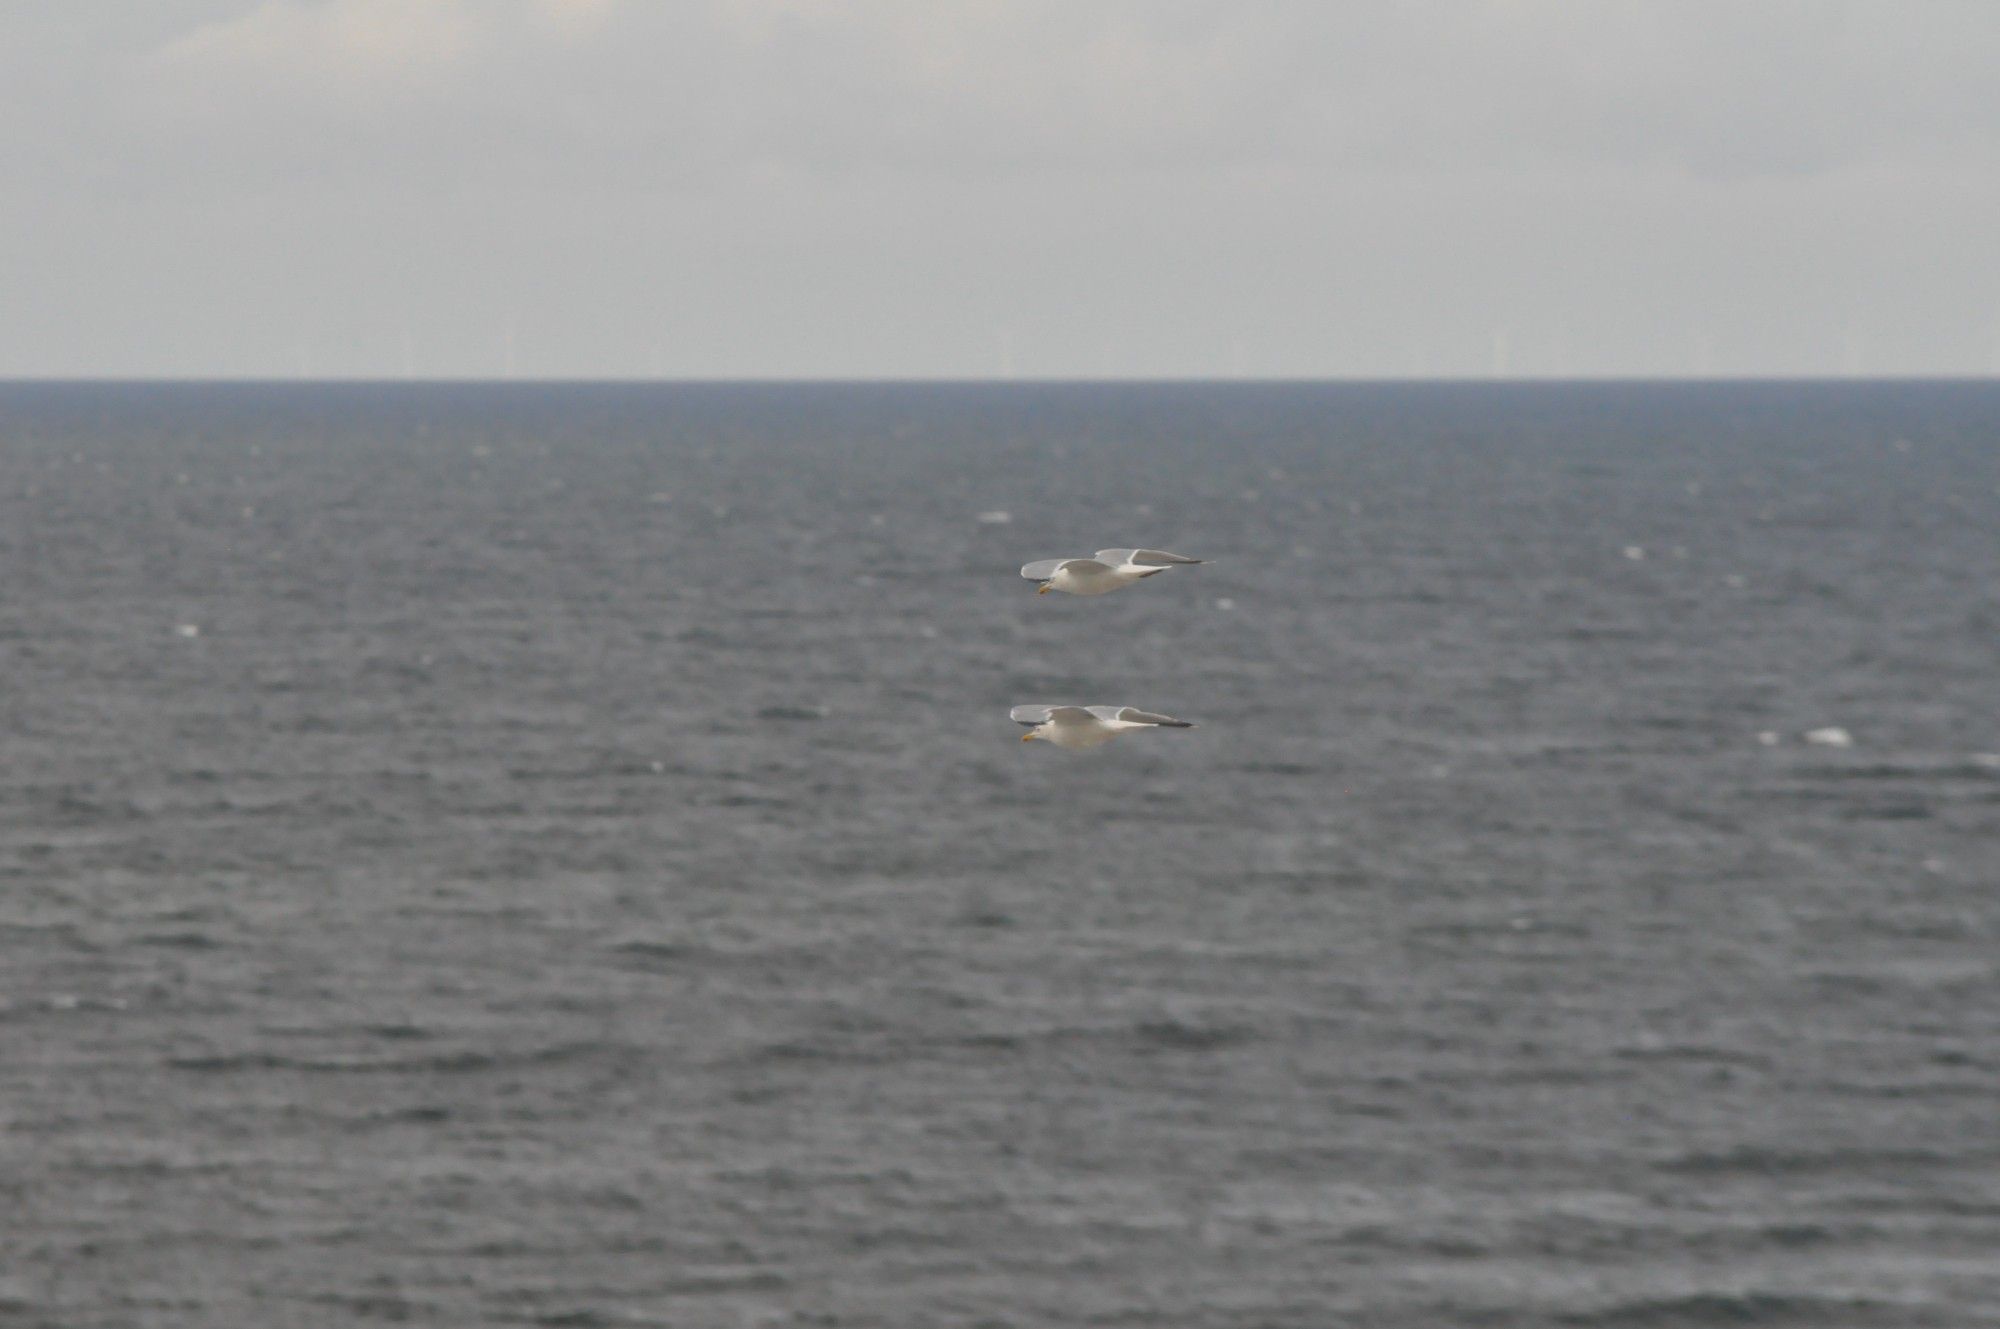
97,0,2000,196
97,1,1330,187
531,0,619,42
144,0,476,111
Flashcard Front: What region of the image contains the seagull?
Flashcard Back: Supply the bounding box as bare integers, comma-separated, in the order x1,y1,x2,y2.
1020,548,1207,596
1012,705,1198,749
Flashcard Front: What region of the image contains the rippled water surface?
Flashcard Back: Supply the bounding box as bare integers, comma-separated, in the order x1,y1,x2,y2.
2,381,1998,1327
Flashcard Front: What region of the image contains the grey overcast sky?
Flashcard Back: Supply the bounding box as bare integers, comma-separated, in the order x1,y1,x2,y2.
4,1,1999,379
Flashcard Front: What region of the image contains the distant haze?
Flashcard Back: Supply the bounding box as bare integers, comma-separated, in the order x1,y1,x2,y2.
4,1,1998,379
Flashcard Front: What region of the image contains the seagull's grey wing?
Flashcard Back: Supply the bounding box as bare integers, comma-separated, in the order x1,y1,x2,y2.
1011,704,1055,726
1020,559,1068,581
1094,548,1207,567
1089,705,1195,728
1044,706,1096,724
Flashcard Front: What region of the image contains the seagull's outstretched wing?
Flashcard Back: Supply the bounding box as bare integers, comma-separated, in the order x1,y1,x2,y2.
1095,549,1207,567
1087,706,1196,728
1012,704,1096,726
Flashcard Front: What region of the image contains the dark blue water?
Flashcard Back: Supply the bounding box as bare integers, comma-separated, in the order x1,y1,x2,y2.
3,381,1997,1327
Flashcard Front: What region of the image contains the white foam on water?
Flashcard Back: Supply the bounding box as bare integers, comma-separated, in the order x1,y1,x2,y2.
174,623,200,639
1803,727,1854,748
1623,545,1645,561
975,510,1011,524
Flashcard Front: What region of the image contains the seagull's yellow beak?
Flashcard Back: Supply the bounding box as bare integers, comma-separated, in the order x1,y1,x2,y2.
1037,583,1052,595
1021,731,1036,741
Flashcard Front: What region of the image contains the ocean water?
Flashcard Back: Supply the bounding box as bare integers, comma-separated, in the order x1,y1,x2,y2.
1,380,1997,1327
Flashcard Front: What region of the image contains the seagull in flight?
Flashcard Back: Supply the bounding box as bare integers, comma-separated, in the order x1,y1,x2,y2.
1012,705,1198,750
1020,548,1207,596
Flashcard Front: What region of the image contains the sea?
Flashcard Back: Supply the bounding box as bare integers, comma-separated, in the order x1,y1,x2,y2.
1,380,1996,1327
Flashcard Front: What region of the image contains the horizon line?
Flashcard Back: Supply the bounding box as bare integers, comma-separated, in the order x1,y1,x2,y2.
3,373,1998,388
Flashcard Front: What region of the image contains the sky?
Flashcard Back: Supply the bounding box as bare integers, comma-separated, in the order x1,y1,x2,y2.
3,0,1999,379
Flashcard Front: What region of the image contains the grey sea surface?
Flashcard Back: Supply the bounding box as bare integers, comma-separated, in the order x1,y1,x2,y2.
2,381,1998,1327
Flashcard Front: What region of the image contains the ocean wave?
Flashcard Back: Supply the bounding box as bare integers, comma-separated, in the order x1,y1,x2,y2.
166,1042,604,1075
1656,1144,1967,1175
1560,1290,1908,1326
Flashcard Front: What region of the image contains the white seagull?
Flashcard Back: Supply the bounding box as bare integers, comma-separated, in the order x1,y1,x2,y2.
1020,548,1208,596
1012,705,1198,750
